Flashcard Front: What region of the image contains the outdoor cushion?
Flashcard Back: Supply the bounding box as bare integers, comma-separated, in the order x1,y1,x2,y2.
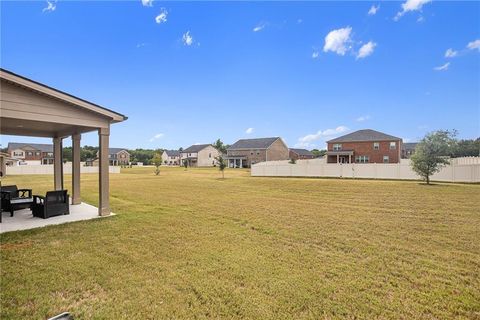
10,198,34,204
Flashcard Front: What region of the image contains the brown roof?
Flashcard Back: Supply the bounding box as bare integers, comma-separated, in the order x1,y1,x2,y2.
327,129,402,143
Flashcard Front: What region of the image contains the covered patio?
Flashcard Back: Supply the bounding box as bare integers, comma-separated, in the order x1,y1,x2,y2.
0,68,127,229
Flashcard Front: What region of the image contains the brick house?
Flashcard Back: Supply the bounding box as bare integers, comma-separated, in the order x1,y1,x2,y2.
326,129,402,164
227,137,289,168
162,150,180,165
180,144,219,167
289,148,315,160
7,142,54,165
96,148,130,166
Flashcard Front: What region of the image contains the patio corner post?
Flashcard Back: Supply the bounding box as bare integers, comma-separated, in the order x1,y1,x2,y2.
72,133,81,205
98,127,110,216
53,137,64,190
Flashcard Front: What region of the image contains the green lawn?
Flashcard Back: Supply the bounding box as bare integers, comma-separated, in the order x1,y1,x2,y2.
1,167,479,319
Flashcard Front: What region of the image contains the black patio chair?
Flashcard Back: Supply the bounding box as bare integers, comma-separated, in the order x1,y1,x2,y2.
1,185,33,222
32,190,70,219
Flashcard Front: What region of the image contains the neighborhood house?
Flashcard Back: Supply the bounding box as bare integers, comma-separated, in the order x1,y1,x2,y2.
162,150,180,165
401,142,418,159
7,142,54,165
227,137,289,168
326,129,403,164
94,148,130,166
289,148,315,160
181,144,219,167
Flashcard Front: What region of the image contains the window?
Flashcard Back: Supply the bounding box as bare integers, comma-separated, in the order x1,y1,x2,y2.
333,144,342,151
35,152,41,156
47,152,53,157
355,155,369,163
256,151,260,155
209,153,211,158
373,142,379,150
13,152,23,157
383,156,389,163
390,142,396,149
27,152,33,156
250,152,254,155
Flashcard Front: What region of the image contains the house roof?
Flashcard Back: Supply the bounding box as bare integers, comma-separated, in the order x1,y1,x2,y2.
289,148,314,156
228,137,280,150
183,144,212,153
109,148,129,154
402,142,418,150
327,129,402,143
163,150,180,156
7,142,53,153
0,68,127,123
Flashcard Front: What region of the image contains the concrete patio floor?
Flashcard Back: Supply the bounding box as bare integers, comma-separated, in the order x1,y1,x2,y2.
0,202,114,233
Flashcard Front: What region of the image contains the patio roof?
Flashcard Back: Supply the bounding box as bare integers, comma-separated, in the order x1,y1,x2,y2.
0,68,127,216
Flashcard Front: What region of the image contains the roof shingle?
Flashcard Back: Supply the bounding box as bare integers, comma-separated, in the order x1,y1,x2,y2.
228,137,280,150
327,129,401,143
289,148,314,156
183,144,212,153
7,142,53,153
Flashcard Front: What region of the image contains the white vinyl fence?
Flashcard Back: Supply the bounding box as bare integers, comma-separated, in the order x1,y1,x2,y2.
251,157,480,183
6,164,121,175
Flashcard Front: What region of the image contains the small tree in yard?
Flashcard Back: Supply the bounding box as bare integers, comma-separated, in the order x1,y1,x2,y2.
411,130,457,184
215,155,227,179
289,158,297,164
183,159,188,170
152,153,163,176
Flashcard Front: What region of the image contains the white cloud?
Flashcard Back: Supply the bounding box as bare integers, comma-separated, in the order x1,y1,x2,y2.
312,51,319,59
356,41,377,59
368,5,380,16
253,22,267,32
245,128,254,134
395,0,432,20
445,48,458,58
433,62,450,71
182,31,193,46
323,27,352,56
155,8,168,24
136,43,147,48
467,39,480,51
356,115,371,122
42,0,56,13
149,133,164,142
141,0,154,7
297,19,303,24
296,126,349,148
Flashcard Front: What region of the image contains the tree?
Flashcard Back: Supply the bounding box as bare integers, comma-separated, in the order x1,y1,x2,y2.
213,139,229,154
152,153,163,175
452,138,480,157
183,159,188,170
311,149,327,158
215,155,227,179
289,158,297,164
411,130,457,184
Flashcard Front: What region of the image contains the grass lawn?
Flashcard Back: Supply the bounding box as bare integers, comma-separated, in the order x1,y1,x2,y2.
1,167,479,319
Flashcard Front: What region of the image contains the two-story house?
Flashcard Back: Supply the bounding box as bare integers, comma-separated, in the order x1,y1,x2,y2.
96,148,130,166
226,137,289,168
7,142,54,165
326,129,402,164
180,144,219,167
162,150,181,165
289,148,315,160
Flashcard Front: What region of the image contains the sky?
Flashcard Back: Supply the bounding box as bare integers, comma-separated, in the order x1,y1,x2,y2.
1,0,479,150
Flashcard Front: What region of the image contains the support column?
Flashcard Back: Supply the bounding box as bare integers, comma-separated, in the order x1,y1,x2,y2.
98,127,110,216
53,137,63,190
337,154,339,164
72,133,81,205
